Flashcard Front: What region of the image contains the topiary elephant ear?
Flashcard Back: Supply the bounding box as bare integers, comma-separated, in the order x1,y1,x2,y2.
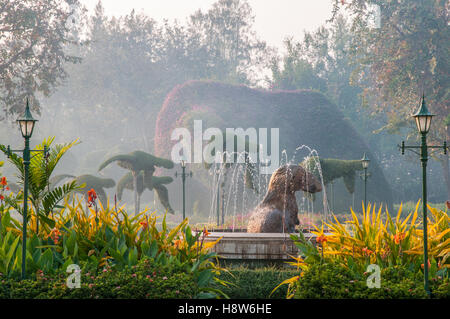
342,171,356,194
152,182,174,214
116,171,144,201
145,174,174,214
98,151,174,173
49,174,76,190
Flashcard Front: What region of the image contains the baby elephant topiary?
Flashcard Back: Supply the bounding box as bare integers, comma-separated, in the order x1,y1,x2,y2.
247,164,322,233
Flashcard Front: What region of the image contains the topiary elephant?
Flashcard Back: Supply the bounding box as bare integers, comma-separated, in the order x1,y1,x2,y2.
301,157,364,206
98,151,174,214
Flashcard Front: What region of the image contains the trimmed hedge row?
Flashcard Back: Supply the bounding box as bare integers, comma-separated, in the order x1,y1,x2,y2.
0,259,198,299
294,262,450,299
2,261,448,299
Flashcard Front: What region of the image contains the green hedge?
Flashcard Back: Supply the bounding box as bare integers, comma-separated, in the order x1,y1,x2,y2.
213,266,299,299
0,259,198,299
294,262,450,299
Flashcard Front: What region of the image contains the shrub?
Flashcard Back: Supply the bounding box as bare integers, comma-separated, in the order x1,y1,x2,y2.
0,197,224,298
0,259,198,299
292,262,449,299
273,203,449,299
308,202,450,272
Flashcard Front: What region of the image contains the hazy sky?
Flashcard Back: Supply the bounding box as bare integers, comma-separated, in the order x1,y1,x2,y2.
80,0,335,51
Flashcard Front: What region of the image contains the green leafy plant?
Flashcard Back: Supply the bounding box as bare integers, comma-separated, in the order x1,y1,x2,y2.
50,174,115,208
0,194,227,298
0,137,81,231
0,258,199,299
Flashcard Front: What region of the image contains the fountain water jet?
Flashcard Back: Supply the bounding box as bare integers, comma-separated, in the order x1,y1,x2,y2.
202,146,331,261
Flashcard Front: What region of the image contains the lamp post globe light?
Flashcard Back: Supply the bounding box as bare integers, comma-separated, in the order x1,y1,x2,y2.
17,100,36,280
400,94,447,297
5,99,49,279
17,102,37,138
360,153,370,207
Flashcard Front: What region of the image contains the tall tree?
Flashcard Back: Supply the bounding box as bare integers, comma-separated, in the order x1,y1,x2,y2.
188,0,271,85
332,0,450,197
0,0,83,121
40,0,273,159
269,15,380,146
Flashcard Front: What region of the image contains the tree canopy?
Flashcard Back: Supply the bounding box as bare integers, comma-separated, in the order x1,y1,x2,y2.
0,0,82,121
331,0,449,197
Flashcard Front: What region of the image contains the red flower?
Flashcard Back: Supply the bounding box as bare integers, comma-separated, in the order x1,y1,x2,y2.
0,194,4,201
49,228,61,245
362,247,374,256
421,260,431,270
87,189,97,206
0,177,7,186
87,188,97,200
173,239,182,249
394,232,406,244
140,220,148,230
316,235,327,245
446,201,450,210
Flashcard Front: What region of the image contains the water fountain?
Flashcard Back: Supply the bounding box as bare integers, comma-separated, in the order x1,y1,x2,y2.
203,146,329,261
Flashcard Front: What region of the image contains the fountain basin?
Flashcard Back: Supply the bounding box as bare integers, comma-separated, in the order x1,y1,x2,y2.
204,231,318,260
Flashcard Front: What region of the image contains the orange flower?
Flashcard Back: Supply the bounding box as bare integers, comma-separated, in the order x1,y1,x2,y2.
49,228,61,245
362,247,374,256
0,177,7,186
0,194,4,201
316,235,327,245
421,260,431,270
203,227,210,237
140,220,148,230
87,188,97,206
173,239,182,249
394,232,406,244
87,188,97,200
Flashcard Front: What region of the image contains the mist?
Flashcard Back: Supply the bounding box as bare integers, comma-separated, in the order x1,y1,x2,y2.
1,0,448,224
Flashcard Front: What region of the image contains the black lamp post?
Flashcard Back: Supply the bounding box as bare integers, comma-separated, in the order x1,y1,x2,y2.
400,94,447,297
6,99,47,279
175,160,192,220
360,153,371,207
